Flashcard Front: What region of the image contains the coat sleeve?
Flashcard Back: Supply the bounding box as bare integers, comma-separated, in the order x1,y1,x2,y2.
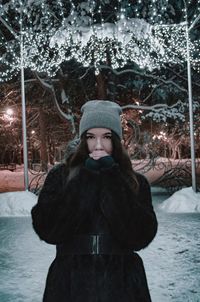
31,164,96,244
100,164,158,251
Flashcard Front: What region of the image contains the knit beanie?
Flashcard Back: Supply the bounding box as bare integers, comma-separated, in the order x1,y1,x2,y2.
79,100,122,139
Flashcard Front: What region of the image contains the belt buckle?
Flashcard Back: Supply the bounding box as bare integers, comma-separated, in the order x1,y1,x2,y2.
91,235,100,255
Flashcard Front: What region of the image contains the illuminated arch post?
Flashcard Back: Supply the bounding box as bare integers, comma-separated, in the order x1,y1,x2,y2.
20,6,29,191
184,0,197,192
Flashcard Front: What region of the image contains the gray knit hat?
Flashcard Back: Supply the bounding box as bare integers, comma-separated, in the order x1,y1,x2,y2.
79,100,122,138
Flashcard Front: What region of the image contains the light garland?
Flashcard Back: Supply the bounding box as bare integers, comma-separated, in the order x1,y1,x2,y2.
0,0,200,82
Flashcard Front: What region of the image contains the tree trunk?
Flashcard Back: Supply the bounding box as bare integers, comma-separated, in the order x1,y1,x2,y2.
96,72,106,99
48,136,55,165
107,71,116,101
39,108,48,171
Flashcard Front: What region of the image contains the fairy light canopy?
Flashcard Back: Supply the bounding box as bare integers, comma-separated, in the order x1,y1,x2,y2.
0,0,200,81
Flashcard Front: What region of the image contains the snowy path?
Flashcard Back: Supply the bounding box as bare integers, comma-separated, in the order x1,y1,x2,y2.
0,194,200,302
140,194,200,302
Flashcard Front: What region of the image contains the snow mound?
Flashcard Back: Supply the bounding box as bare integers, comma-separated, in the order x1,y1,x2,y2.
0,191,37,217
159,187,200,213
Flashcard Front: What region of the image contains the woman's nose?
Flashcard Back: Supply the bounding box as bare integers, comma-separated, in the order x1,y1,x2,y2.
95,138,103,150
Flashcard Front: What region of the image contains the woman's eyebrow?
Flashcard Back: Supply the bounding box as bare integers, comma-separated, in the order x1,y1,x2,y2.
86,132,112,135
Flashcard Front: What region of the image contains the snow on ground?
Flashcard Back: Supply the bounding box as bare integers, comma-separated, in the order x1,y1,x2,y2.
0,165,47,192
0,191,37,217
0,191,200,302
0,175,200,301
0,187,199,217
159,187,200,213
0,165,199,215
0,169,25,192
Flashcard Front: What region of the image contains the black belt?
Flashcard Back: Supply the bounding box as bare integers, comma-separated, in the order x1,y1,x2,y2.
56,234,132,255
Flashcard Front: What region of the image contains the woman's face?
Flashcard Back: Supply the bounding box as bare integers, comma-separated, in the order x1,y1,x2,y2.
86,128,113,160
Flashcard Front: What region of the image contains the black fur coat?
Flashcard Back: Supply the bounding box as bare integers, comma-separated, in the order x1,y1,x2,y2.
31,162,158,302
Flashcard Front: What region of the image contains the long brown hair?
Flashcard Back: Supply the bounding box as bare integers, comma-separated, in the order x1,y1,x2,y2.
67,131,139,192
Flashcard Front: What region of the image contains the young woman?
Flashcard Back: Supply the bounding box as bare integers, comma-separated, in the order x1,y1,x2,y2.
31,100,158,302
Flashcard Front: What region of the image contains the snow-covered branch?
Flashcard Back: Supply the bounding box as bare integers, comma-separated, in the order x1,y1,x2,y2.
189,14,200,31
34,72,76,134
0,16,19,39
34,72,52,91
99,65,188,93
122,103,177,111
122,99,200,123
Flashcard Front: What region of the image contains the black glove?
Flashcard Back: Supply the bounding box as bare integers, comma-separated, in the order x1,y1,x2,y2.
85,157,101,171
98,156,115,169
85,156,115,171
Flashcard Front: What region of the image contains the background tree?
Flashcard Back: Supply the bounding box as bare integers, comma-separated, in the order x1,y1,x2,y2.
0,0,200,163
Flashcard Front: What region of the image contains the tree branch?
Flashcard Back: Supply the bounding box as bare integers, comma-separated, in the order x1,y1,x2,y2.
99,65,188,93
122,101,184,111
33,72,53,91
0,16,19,39
34,71,76,134
189,14,200,31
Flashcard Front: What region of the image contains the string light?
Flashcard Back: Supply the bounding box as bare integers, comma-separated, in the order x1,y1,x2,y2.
0,0,200,82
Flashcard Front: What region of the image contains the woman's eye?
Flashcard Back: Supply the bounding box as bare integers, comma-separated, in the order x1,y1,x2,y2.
86,135,94,140
104,135,112,139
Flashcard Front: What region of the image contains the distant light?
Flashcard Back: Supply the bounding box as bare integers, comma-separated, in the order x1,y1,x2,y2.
6,108,14,116
31,130,35,134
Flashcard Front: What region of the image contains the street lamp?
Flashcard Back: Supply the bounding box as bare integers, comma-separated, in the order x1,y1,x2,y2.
0,8,29,191
6,108,14,116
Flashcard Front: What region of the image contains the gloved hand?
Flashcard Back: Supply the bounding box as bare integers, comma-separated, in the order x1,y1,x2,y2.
98,156,115,168
85,157,101,171
85,156,115,171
